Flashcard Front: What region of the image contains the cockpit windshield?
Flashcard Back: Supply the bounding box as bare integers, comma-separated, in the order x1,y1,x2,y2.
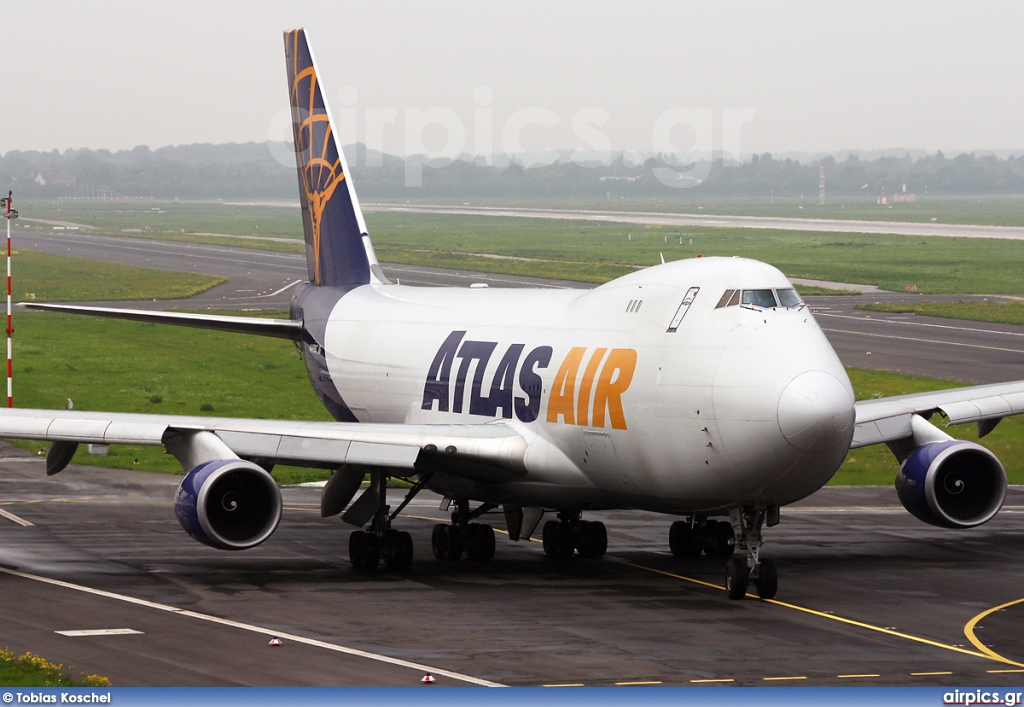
716,288,804,310
741,289,777,308
776,288,802,307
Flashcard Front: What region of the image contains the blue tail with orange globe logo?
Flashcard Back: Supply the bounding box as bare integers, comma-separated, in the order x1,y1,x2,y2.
284,29,387,287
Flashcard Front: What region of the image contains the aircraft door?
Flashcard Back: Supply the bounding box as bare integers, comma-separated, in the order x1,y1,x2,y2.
667,287,700,332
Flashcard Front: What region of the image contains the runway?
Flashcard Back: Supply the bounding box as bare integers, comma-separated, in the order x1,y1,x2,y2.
366,203,1024,241
4,226,1024,686
1,451,1024,686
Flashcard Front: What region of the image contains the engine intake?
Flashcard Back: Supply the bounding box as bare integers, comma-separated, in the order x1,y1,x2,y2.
895,440,1006,529
174,459,282,550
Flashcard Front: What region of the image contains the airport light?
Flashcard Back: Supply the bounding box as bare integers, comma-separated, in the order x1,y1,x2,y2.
1,191,17,407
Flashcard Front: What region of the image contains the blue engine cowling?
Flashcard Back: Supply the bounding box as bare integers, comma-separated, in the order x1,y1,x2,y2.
174,459,282,550
895,440,1006,529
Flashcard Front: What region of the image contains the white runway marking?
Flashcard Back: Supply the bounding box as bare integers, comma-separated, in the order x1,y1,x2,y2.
56,628,143,637
261,279,302,297
0,566,504,687
0,507,34,526
816,312,1024,338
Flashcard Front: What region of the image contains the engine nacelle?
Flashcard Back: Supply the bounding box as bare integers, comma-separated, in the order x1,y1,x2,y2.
895,440,1006,529
174,459,282,550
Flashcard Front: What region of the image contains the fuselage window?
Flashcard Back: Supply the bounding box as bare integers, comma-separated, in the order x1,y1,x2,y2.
741,289,778,308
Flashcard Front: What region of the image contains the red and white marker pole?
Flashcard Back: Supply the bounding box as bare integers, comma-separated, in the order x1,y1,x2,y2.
5,190,12,407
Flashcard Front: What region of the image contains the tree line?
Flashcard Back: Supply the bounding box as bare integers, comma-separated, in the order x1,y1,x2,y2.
2,142,1022,200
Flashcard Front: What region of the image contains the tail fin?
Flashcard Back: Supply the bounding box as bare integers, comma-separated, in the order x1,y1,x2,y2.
284,29,387,287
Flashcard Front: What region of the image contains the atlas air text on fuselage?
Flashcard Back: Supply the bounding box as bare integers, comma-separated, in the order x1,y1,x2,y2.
420,330,637,430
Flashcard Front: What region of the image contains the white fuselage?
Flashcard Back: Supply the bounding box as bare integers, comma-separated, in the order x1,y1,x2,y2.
321,257,856,514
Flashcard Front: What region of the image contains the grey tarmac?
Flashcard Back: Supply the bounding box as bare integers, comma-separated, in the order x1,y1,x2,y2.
1,450,1024,686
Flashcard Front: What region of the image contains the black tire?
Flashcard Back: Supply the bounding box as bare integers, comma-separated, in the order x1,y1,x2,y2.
702,519,718,555
464,523,482,560
670,520,701,558
574,520,591,557
386,531,414,571
431,524,445,560
755,558,778,600
441,524,463,561
725,556,749,600
712,521,736,559
542,520,560,557
477,524,496,561
553,523,575,560
360,532,380,570
349,530,365,568
669,520,684,556
577,520,607,559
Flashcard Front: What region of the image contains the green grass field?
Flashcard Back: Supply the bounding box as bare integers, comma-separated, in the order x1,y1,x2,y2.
857,300,1024,326
0,648,110,687
13,250,225,302
8,312,332,479
367,212,1024,294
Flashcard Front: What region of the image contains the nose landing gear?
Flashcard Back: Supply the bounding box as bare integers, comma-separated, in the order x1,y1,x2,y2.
723,506,778,600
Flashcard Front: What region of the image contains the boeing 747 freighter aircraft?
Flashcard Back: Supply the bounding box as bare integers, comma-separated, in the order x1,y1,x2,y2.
3,29,1023,599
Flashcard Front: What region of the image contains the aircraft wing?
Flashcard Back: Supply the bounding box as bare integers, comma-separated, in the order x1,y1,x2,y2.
852,379,1024,449
20,303,302,341
0,408,529,483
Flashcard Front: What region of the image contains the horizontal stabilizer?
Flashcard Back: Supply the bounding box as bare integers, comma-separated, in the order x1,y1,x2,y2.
20,303,302,340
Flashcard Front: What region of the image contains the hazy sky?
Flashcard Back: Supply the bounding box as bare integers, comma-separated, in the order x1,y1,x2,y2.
4,1,1023,158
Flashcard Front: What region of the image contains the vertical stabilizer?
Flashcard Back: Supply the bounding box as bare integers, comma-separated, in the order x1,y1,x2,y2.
284,29,387,287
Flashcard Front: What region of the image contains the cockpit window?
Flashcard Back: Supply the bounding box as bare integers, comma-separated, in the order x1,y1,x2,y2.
741,289,777,308
776,288,803,308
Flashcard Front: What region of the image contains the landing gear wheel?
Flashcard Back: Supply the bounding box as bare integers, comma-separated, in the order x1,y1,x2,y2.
383,530,414,571
439,524,463,561
575,520,607,559
713,521,736,559
542,520,574,559
725,556,749,600
431,524,445,559
755,558,777,599
463,523,496,561
669,520,702,558
349,530,380,571
475,523,496,561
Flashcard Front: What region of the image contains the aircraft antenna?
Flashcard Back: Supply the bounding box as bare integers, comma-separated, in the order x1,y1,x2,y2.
2,191,17,407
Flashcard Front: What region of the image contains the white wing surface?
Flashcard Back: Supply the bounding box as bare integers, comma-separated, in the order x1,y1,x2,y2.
0,408,529,482
852,380,1024,448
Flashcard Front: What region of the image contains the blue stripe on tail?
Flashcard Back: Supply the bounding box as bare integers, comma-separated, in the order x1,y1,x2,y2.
284,29,371,287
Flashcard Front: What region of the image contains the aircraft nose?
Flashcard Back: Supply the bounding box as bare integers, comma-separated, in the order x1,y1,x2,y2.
777,370,855,453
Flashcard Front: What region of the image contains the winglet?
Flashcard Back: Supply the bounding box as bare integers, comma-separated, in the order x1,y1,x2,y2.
284,29,387,287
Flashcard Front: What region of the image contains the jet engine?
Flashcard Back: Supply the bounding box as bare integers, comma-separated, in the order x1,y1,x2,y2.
174,458,282,550
895,440,1006,529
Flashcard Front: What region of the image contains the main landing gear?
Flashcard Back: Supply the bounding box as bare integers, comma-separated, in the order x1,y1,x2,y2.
348,473,428,572
542,511,608,560
668,517,735,560
723,507,777,600
431,498,498,562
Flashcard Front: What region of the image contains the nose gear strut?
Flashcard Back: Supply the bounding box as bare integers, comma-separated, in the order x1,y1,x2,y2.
724,506,778,600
